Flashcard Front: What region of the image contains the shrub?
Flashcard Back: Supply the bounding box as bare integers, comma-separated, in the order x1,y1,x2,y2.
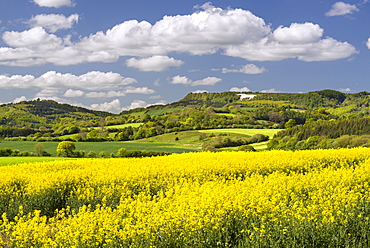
237,145,256,152
87,151,96,158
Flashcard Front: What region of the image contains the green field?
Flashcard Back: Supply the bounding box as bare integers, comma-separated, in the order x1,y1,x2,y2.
215,113,236,117
0,157,76,166
0,129,282,159
199,128,282,137
99,123,144,129
147,108,181,115
251,141,269,150
0,140,197,156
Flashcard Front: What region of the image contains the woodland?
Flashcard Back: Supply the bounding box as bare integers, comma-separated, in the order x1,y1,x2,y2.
1,89,370,156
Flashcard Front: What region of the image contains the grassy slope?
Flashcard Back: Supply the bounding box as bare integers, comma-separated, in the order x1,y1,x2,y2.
99,123,144,129
199,128,282,137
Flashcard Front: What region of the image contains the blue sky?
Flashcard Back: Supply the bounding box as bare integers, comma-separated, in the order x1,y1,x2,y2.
0,0,369,113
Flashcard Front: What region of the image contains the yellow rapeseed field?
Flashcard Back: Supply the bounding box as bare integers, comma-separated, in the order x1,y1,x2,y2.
1,148,370,247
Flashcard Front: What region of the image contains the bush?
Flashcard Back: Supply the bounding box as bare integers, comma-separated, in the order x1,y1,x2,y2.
19,151,29,156
238,145,256,152
41,151,52,157
75,150,85,158
87,151,96,158
0,148,13,156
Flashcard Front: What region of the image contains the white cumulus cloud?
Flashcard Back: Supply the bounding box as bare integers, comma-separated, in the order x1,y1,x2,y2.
271,23,323,44
260,88,281,93
126,56,184,71
0,71,139,97
13,96,28,103
28,14,79,33
225,23,357,61
170,75,221,86
63,89,85,97
3,27,63,49
0,74,35,89
222,64,266,74
91,99,123,113
338,88,352,92
326,2,359,16
33,0,75,8
229,87,251,92
0,4,357,66
366,38,370,49
63,87,155,99
192,90,209,93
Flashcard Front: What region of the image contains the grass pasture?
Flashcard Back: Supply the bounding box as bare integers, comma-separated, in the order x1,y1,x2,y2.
199,128,282,137
0,129,282,159
91,123,143,130
147,108,181,115
0,140,199,157
0,157,75,166
215,113,236,117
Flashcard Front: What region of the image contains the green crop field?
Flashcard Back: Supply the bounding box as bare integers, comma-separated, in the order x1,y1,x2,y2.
0,140,199,157
147,108,181,115
0,157,76,166
199,128,282,137
251,141,269,150
215,113,236,117
0,129,281,159
100,123,143,129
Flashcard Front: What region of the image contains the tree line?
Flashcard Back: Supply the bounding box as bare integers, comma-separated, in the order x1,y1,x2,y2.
268,117,370,150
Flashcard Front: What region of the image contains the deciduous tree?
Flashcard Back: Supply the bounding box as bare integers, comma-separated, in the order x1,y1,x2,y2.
56,141,76,157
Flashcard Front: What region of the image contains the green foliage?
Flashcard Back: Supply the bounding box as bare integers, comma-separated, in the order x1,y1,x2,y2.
237,145,256,152
285,119,296,128
116,148,170,158
269,117,370,151
312,89,346,103
87,151,96,158
99,151,106,158
34,143,44,156
56,141,76,157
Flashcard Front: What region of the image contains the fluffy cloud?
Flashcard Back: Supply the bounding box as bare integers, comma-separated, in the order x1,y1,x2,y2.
13,96,27,103
338,88,352,92
222,64,266,74
90,99,123,113
326,2,359,16
35,88,61,98
28,14,79,33
122,100,149,110
192,90,208,93
126,56,184,71
0,71,137,91
366,38,370,49
33,0,75,8
0,4,357,66
170,75,221,86
3,27,63,49
271,23,323,44
225,23,357,61
63,89,85,97
64,87,155,98
260,88,281,93
0,74,36,89
93,99,162,113
229,87,251,92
